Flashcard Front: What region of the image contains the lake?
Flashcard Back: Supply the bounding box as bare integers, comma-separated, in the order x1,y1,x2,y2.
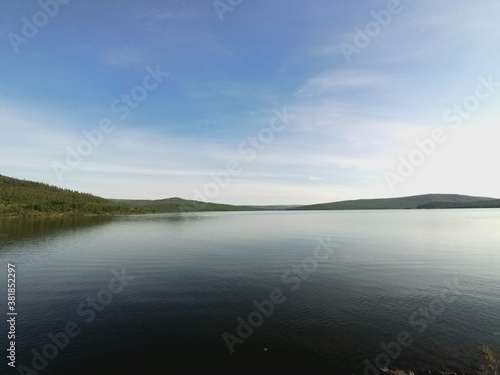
1,210,499,374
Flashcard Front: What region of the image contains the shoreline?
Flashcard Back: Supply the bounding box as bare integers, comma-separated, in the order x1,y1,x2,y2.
377,369,474,375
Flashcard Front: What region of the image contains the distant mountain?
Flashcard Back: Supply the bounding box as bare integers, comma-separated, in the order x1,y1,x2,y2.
0,174,151,217
114,199,303,212
113,197,260,213
417,199,500,209
250,205,300,210
1,174,499,217
291,194,496,211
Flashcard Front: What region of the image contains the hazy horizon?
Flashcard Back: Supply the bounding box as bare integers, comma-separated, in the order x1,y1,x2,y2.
110,192,500,207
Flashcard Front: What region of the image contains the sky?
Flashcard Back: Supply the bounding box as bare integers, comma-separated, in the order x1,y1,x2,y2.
1,0,500,205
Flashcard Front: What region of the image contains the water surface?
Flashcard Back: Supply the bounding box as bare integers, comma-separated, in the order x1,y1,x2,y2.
1,210,499,374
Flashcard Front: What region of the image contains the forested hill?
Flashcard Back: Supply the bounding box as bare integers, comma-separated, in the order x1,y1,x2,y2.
292,193,496,210
2,173,499,217
113,197,260,213
417,199,500,209
0,174,152,217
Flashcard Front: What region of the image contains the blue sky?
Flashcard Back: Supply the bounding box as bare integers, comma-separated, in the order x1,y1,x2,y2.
1,0,500,204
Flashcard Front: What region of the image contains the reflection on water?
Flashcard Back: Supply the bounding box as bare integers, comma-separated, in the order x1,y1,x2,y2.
0,210,499,374
0,215,114,243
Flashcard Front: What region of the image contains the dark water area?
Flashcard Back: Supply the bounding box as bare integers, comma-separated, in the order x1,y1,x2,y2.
1,210,499,374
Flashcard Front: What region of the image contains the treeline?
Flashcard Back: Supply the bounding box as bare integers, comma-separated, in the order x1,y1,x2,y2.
0,175,156,217
115,197,259,213
417,199,500,209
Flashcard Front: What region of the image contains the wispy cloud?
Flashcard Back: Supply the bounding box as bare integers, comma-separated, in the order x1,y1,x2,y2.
296,69,387,98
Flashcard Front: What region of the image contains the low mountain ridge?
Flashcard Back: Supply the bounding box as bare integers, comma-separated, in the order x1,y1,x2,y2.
291,193,495,210
113,197,259,212
1,174,498,216
417,199,500,209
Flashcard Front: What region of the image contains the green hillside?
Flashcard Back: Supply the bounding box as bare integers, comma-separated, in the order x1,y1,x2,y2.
417,199,500,209
2,174,499,217
114,197,260,213
292,194,495,210
0,174,152,217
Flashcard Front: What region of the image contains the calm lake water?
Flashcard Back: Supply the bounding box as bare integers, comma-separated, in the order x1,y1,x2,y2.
1,210,499,374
